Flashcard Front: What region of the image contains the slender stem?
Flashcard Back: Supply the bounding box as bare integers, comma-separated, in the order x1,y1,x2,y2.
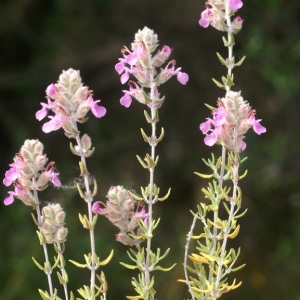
211,3,236,297
33,184,54,297
207,145,226,288
184,213,197,300
75,134,97,294
56,243,69,300
144,99,156,299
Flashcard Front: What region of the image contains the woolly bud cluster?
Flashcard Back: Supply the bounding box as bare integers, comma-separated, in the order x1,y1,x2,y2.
3,139,61,206
115,26,189,108
92,186,148,246
200,91,266,152
199,0,243,33
36,68,106,137
40,203,68,244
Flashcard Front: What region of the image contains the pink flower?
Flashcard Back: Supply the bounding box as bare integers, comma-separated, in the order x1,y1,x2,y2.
92,201,110,215
200,91,266,152
116,27,188,109
86,96,107,118
199,8,213,28
46,83,57,97
44,169,61,187
4,191,15,205
3,183,26,206
204,130,219,147
3,164,19,186
177,72,189,85
120,93,132,108
249,116,266,135
229,0,243,10
42,113,68,133
35,99,55,121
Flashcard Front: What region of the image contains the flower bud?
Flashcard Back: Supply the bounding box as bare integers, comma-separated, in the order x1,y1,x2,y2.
40,203,68,244
55,227,68,243
132,26,158,53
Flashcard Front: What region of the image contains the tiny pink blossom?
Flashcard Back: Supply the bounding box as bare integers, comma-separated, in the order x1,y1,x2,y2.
46,83,57,97
115,60,126,74
35,99,54,121
86,96,107,118
4,191,15,205
3,165,19,186
35,105,48,121
204,131,219,147
212,107,226,126
120,71,130,84
252,119,266,135
92,201,110,215
199,8,212,28
120,93,132,108
200,119,212,134
42,114,67,133
229,0,243,10
177,72,189,85
44,169,61,187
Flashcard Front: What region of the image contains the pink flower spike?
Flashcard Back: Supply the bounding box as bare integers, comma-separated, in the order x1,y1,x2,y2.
229,0,243,10
120,93,132,108
177,72,189,85
4,191,15,205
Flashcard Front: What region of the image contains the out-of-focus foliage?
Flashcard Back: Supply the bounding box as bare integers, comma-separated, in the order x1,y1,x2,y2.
1,0,300,299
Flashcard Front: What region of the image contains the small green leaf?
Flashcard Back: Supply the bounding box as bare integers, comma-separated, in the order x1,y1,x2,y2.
68,259,87,268
32,256,44,271
194,172,214,179
99,249,114,266
154,263,176,272
235,55,246,67
119,262,139,270
212,78,225,89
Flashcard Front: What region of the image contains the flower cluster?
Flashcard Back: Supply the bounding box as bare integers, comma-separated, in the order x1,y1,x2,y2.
3,139,61,206
92,186,148,246
200,91,266,152
36,68,106,137
40,203,68,244
115,26,189,108
199,0,243,33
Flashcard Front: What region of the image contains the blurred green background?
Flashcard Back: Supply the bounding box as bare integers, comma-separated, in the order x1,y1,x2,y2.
1,0,300,299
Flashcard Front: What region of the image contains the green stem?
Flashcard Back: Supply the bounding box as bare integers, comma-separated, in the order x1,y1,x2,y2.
33,182,54,297
75,134,97,296
56,243,69,300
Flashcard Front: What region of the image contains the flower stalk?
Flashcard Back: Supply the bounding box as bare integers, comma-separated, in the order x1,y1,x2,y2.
110,26,188,299
36,68,111,299
181,1,266,299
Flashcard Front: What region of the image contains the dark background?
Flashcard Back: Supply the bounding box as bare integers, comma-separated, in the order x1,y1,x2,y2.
1,0,300,299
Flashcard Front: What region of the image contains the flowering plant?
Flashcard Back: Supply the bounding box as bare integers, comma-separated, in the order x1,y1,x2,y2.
3,1,266,300
180,1,266,299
